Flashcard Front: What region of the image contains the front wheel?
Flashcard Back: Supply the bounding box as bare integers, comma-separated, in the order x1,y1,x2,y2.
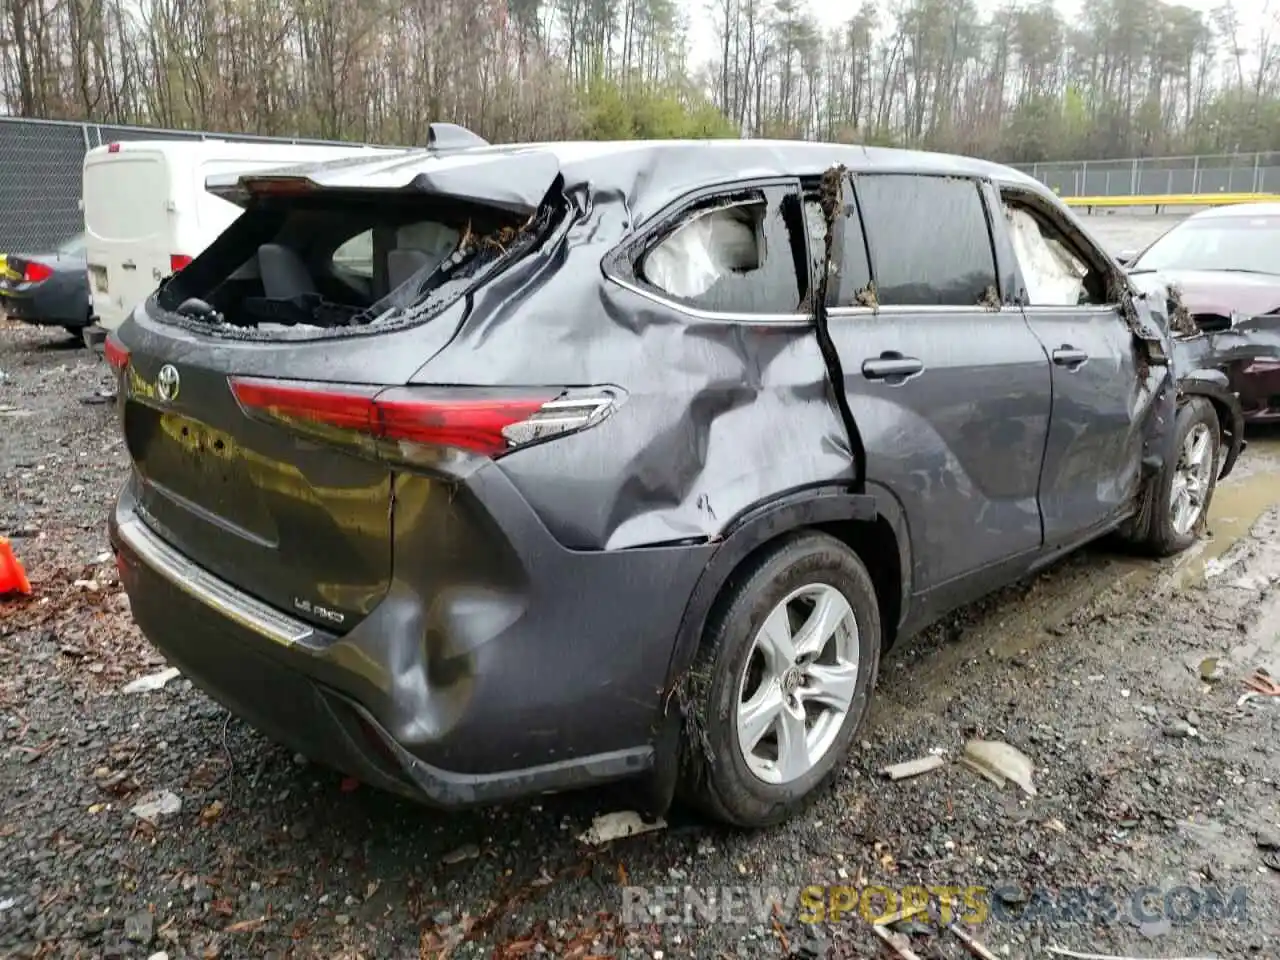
1137,397,1221,557
676,532,881,827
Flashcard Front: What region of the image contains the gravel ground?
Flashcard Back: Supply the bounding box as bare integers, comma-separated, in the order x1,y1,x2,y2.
2,309,1279,960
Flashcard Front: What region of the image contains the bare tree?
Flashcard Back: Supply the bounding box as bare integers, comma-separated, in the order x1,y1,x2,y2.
1,0,1278,159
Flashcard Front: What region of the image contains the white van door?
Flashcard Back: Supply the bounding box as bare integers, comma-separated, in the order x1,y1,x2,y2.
84,151,171,331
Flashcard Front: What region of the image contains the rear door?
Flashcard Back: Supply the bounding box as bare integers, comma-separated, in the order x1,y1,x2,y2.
997,187,1150,544
84,150,171,329
822,172,1053,594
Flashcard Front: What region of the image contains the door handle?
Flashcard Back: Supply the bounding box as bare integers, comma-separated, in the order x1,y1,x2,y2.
1052,346,1089,368
862,353,925,381
121,260,136,271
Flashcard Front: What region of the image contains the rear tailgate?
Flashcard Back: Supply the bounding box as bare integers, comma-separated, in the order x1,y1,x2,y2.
112,147,563,630
118,323,404,630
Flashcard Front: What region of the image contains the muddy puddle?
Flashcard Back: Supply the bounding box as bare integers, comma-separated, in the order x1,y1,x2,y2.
1157,428,1280,593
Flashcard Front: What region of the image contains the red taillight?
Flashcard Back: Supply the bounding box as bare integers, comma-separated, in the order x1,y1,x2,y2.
376,396,550,454
104,336,130,373
107,142,121,153
22,262,52,283
228,378,619,458
242,177,315,197
170,254,193,273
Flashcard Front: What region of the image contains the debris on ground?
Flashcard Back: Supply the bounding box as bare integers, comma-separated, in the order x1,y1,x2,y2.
123,910,155,945
439,843,481,865
130,790,183,822
1162,719,1199,738
1047,948,1220,960
881,755,945,781
959,739,1037,796
1243,668,1280,696
2,319,1278,958
121,666,181,694
577,810,667,845
1198,656,1223,681
872,897,998,960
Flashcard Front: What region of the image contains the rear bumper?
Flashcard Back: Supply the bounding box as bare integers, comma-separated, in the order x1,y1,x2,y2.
110,473,713,807
0,286,88,327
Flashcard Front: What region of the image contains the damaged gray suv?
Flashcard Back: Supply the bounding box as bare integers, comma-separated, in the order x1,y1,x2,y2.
106,126,1244,828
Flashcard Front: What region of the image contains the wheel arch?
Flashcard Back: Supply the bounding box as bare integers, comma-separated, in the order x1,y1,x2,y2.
642,483,911,815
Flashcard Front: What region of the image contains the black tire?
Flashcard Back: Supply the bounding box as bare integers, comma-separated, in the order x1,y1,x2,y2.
1135,397,1221,557
676,531,881,828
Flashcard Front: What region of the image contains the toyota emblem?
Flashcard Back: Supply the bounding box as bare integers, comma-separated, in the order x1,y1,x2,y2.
156,364,180,402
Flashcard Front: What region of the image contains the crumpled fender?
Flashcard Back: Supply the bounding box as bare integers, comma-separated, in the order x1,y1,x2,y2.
1131,274,1250,482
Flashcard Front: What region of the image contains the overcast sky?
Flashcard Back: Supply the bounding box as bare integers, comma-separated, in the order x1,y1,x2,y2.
686,0,1271,69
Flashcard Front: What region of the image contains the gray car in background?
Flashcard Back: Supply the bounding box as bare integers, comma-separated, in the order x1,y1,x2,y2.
105,130,1243,827
0,233,92,335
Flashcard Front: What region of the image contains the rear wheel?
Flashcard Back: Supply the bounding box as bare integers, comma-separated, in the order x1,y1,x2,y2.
676,532,880,827
1135,397,1220,557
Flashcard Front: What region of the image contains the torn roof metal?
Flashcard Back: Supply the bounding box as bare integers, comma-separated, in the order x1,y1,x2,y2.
205,140,1046,226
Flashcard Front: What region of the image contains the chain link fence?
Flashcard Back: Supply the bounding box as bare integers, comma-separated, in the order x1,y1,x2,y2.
7,115,1280,250
1009,152,1280,199
0,116,365,252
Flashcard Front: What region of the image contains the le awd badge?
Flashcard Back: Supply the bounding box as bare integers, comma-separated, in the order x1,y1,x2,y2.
292,597,346,626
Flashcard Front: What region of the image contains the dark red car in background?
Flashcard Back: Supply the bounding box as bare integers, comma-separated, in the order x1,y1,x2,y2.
1121,202,1280,422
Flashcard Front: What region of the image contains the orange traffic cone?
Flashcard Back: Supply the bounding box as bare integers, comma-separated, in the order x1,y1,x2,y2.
0,537,32,597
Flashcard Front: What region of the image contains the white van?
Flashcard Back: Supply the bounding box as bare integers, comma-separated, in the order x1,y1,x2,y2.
83,139,398,335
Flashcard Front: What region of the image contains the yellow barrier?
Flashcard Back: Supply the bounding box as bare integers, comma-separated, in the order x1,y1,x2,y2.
1062,192,1280,213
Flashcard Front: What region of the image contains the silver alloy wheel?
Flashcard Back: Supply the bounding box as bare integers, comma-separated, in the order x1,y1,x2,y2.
735,583,860,785
1169,422,1214,536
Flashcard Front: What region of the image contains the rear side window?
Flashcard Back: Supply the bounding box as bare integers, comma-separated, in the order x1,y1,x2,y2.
333,230,374,276
638,188,803,314
856,175,997,307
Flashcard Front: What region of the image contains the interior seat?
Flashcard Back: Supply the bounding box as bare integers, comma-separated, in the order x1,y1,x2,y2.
258,243,317,299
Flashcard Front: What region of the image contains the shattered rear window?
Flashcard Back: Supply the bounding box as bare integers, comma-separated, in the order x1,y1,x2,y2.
153,193,553,339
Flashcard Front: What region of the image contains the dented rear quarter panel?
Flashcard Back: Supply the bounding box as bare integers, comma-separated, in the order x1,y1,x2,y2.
408,172,855,551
